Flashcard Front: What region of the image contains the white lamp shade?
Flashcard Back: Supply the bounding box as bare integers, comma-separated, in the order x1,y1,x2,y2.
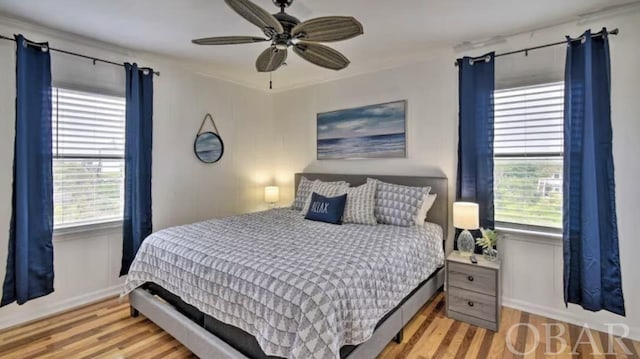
453,202,479,230
264,186,280,203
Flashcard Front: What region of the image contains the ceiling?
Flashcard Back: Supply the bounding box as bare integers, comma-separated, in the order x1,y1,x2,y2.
0,0,635,90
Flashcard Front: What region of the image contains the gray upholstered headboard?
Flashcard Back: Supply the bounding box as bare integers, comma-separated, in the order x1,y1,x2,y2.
295,173,448,239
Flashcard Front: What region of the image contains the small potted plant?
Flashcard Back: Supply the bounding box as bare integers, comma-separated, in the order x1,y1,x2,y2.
476,228,499,262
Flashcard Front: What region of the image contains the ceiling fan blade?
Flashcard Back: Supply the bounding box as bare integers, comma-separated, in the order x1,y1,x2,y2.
192,36,268,45
256,47,287,72
292,16,363,42
224,0,284,36
293,42,350,70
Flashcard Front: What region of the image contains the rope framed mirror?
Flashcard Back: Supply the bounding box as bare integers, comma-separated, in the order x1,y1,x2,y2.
194,113,224,164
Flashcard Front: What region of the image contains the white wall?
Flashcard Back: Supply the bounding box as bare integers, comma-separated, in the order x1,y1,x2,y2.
272,11,640,339
0,19,276,328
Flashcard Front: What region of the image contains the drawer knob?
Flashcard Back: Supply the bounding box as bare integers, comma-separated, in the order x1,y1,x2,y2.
467,275,474,282
468,301,474,307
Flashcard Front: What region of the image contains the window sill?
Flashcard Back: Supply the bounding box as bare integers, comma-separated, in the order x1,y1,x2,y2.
53,220,123,242
496,225,562,246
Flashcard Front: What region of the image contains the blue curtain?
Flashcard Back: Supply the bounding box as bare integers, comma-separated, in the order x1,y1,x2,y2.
563,29,625,316
120,63,154,276
456,53,495,244
1,35,54,306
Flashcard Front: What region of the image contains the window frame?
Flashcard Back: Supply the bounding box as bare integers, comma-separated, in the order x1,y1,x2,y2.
51,84,126,234
493,81,565,234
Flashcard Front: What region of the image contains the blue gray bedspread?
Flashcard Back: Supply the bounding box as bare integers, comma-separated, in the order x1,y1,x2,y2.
123,209,444,359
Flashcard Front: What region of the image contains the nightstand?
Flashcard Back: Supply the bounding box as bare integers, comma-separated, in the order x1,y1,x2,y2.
446,251,501,331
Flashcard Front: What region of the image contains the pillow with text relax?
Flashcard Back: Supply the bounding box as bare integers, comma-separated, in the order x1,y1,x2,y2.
304,192,348,225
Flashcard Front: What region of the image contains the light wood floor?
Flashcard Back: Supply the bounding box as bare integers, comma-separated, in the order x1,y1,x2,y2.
0,292,638,359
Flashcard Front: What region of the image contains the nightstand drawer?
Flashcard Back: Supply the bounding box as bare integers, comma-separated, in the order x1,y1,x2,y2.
448,286,496,323
448,262,496,296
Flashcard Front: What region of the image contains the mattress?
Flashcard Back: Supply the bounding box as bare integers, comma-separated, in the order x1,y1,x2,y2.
122,208,444,359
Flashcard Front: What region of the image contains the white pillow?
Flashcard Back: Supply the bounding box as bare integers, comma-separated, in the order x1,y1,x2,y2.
292,177,347,210
368,178,431,227
300,180,349,215
343,181,377,225
415,193,437,226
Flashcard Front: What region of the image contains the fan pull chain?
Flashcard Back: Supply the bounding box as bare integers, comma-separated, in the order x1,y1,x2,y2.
269,72,273,90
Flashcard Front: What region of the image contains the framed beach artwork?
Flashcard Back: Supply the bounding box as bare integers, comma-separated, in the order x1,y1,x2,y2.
317,100,407,160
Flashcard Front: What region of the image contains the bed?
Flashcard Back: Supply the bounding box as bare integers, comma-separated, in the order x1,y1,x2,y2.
125,173,449,359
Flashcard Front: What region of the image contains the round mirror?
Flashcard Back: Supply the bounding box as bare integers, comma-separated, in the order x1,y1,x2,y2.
194,132,224,163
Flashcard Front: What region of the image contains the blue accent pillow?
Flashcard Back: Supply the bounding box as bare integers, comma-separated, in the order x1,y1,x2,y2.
304,192,347,225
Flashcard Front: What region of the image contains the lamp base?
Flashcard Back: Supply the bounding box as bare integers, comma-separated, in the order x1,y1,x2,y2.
457,229,475,255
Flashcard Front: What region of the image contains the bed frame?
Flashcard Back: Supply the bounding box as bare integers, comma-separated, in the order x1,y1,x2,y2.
129,173,449,359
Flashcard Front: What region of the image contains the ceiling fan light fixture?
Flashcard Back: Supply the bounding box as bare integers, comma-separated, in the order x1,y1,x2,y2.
275,42,288,50
193,0,363,72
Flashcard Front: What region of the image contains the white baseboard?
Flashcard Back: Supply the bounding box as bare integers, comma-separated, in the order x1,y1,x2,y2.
0,284,123,331
503,297,640,341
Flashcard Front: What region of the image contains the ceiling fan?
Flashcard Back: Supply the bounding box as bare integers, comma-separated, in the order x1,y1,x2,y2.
192,0,364,72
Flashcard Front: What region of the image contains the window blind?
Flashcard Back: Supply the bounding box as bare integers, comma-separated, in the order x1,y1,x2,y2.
493,82,564,229
52,88,125,228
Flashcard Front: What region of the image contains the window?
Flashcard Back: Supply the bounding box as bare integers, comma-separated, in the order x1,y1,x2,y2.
52,88,125,229
494,82,564,230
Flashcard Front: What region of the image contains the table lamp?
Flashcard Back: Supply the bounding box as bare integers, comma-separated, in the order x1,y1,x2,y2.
453,202,479,255
264,186,280,207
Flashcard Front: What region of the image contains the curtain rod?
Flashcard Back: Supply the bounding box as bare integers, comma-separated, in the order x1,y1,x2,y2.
0,34,160,76
454,28,619,67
